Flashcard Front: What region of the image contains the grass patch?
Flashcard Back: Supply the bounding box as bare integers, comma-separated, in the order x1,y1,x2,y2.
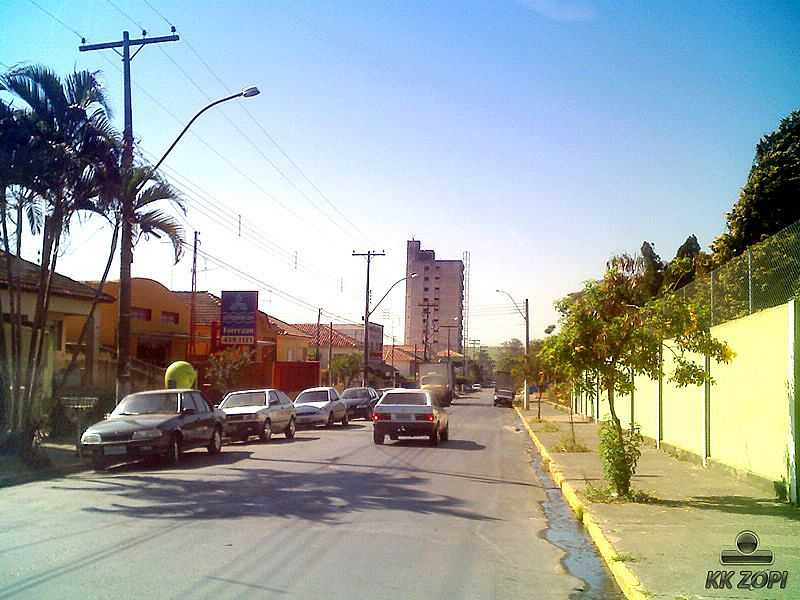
552,435,590,453
611,552,638,563
582,481,658,504
541,422,560,433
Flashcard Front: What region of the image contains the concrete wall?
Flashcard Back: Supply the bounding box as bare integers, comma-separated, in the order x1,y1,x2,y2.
574,300,795,487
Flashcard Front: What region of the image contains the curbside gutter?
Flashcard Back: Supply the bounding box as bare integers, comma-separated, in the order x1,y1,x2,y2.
514,406,649,600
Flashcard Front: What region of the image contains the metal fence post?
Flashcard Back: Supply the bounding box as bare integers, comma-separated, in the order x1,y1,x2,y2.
748,247,753,314
710,270,715,326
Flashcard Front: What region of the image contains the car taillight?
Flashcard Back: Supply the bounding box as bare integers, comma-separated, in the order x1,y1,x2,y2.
415,413,434,422
373,412,390,421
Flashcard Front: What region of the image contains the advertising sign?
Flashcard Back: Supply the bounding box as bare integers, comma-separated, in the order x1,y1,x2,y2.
221,291,258,345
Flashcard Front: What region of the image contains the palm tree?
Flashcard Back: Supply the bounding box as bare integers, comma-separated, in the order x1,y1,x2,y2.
0,65,116,449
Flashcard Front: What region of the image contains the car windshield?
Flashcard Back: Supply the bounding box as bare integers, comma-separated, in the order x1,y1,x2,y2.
221,391,266,409
295,390,329,404
380,393,428,406
112,392,178,415
341,388,369,399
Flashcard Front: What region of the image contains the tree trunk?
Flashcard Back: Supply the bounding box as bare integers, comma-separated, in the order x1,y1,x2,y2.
605,380,630,496
55,221,119,393
0,185,21,432
116,215,133,402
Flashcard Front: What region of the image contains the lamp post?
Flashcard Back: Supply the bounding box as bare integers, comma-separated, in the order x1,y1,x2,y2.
361,273,417,386
497,289,530,410
115,87,260,401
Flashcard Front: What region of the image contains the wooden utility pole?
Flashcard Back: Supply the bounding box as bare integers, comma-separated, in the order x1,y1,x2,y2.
79,30,179,402
315,308,322,385
188,231,199,358
352,250,385,386
328,322,333,385
418,300,438,361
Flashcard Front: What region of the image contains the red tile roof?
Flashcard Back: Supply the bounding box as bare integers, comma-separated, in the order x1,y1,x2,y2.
292,323,359,348
383,345,421,362
173,291,221,326
1,253,114,302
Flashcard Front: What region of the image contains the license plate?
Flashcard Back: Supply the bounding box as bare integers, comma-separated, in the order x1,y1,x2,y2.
392,414,406,421
103,445,127,456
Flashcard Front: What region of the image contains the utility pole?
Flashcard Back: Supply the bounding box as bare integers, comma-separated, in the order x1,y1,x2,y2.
418,300,438,361
328,322,333,386
391,335,396,387
188,231,199,358
524,298,530,411
79,30,179,402
353,250,385,386
316,308,322,385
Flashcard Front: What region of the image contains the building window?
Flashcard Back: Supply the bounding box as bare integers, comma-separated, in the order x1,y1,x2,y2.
131,307,152,321
423,287,429,292
435,265,440,269
423,297,428,302
161,311,179,324
424,276,429,281
424,265,430,270
435,287,440,292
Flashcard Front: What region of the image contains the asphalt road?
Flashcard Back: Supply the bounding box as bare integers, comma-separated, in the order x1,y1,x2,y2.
0,390,599,599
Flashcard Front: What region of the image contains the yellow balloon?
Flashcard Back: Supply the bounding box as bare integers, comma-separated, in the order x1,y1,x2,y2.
165,361,197,389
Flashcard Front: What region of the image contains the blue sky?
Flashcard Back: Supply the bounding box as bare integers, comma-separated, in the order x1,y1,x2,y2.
1,0,798,345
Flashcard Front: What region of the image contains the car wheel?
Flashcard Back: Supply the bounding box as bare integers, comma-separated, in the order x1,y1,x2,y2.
165,435,181,466
341,412,349,426
326,412,335,428
373,430,385,445
92,456,107,472
208,427,223,454
260,420,273,442
285,418,296,439
429,427,439,447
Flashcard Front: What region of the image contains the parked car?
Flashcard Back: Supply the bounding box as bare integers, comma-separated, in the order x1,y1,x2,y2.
472,383,482,391
294,387,348,427
80,389,224,471
372,389,448,446
340,387,380,420
219,389,296,442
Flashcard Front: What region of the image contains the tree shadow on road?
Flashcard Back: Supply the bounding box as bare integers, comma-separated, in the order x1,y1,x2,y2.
648,494,800,521
62,460,496,523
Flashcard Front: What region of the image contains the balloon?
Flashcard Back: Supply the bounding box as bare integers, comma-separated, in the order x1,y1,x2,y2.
165,361,197,389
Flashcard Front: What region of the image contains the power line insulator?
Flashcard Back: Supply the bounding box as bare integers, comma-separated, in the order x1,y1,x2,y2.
142,29,147,36
170,25,176,33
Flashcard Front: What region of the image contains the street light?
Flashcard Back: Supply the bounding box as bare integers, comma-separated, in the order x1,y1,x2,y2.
497,289,530,410
362,273,417,386
115,86,260,401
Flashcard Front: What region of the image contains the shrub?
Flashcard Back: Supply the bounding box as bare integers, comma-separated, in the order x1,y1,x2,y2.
598,421,643,497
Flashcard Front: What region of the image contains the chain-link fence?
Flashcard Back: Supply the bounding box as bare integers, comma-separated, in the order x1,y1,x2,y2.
679,220,800,326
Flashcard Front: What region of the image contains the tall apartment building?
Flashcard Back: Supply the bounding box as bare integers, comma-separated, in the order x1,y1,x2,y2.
403,240,464,359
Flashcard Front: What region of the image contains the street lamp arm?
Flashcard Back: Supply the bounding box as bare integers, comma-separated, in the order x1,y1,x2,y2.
369,275,413,318
496,289,526,321
142,88,259,190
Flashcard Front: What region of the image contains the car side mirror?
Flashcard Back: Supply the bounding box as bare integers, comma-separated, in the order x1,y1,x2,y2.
181,408,196,416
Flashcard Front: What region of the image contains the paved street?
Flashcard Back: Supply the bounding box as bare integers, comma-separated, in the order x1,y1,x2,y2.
0,391,614,599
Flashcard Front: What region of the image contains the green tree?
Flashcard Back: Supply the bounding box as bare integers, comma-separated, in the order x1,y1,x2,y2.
542,254,732,496
0,65,116,455
712,109,800,262
496,338,524,373
330,352,362,386
207,348,255,393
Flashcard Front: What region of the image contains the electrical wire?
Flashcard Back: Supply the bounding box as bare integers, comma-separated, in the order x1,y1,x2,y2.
27,0,85,40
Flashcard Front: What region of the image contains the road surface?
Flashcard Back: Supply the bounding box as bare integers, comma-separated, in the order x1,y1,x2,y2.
0,389,614,599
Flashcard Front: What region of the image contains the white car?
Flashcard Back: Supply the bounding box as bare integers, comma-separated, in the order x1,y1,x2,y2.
372,389,449,446
294,387,349,427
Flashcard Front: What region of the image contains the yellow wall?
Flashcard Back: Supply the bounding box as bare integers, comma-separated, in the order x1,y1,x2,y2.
709,303,790,482
634,373,659,441
660,343,705,456
277,335,310,362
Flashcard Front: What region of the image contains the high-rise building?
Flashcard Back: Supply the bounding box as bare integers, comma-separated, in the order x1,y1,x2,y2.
404,240,464,359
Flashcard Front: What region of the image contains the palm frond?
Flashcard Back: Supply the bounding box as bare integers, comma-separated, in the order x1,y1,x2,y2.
135,209,186,263
0,65,67,127
65,70,111,117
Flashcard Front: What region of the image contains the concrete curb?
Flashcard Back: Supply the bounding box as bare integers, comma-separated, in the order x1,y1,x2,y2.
514,406,649,600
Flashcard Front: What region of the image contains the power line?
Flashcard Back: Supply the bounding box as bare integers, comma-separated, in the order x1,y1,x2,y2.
27,0,85,41
104,0,147,33
142,0,174,29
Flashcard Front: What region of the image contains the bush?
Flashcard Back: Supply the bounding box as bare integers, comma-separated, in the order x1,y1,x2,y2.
598,421,643,497
553,435,590,453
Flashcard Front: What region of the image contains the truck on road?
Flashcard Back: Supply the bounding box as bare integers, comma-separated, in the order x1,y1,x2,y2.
418,362,455,407
493,371,514,407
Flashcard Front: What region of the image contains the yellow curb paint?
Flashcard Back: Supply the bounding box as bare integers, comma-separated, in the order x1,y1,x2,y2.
514,407,650,600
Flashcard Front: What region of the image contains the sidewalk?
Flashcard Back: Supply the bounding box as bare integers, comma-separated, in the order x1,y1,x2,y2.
0,440,87,488
517,401,800,599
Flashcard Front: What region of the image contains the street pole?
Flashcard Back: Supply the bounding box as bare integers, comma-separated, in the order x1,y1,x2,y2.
524,298,530,412
80,31,180,402
188,231,199,358
391,336,396,387
316,308,321,385
353,250,385,386
328,322,333,385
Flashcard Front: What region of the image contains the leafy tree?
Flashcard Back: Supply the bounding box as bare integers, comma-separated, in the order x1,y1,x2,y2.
207,348,255,393
496,338,524,373
542,254,732,496
712,109,800,262
640,241,664,298
330,353,362,386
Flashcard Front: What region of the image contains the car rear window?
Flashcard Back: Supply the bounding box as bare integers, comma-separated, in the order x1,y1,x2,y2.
342,388,369,399
221,391,266,408
295,390,329,404
380,393,428,406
